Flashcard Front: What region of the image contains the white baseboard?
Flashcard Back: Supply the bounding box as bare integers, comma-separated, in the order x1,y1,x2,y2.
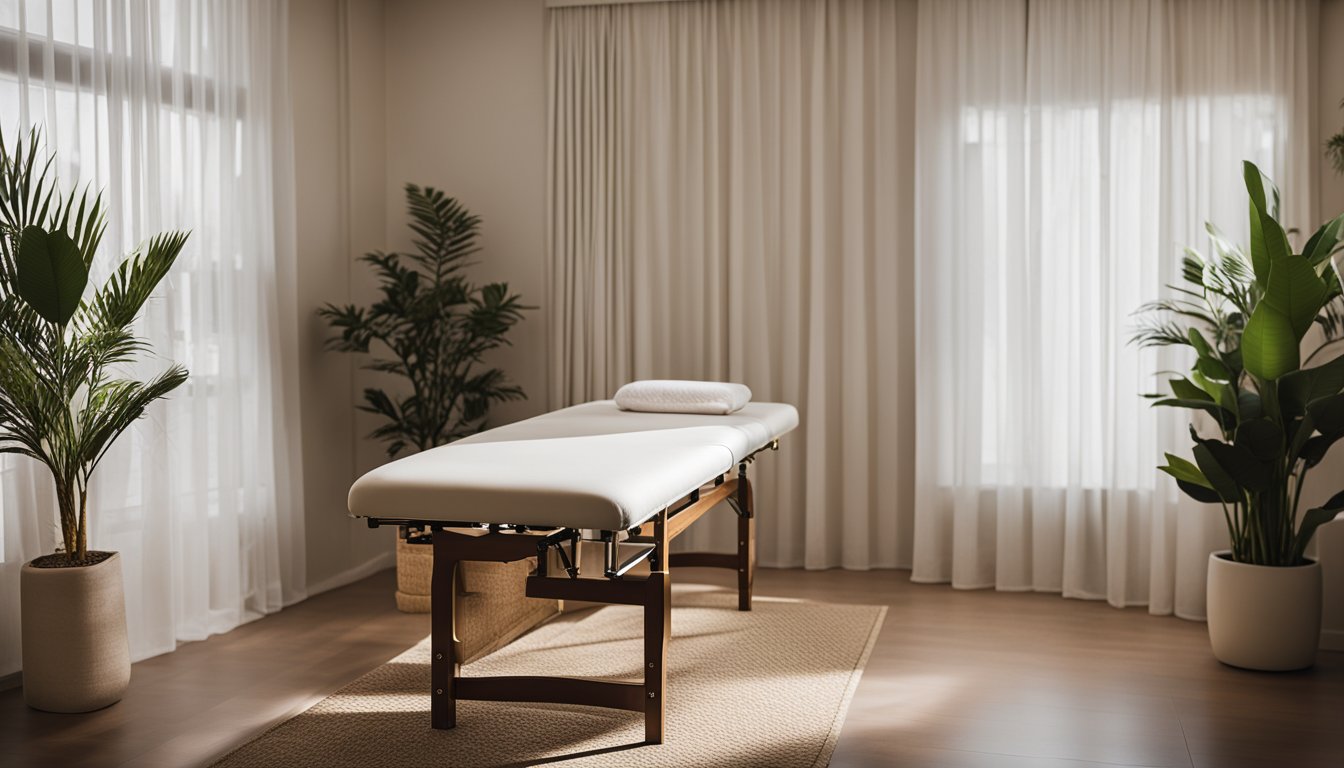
304,550,396,599
1322,628,1344,653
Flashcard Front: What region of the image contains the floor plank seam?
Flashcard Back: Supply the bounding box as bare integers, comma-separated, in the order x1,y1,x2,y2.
1175,703,1196,768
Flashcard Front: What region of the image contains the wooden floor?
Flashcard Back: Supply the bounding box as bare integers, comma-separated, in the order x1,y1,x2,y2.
1,567,1340,768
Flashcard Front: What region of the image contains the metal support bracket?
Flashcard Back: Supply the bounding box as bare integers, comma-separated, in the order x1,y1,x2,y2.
728,461,752,519
535,528,581,579
608,543,657,578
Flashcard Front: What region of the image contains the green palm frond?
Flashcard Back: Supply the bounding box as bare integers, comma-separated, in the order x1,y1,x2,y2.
324,186,530,458
0,126,189,563
404,184,482,275
51,182,106,268
1318,294,1344,342
1131,318,1194,349
82,230,188,330
77,366,188,473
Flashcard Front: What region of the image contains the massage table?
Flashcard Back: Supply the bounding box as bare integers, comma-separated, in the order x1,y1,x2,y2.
348,399,798,744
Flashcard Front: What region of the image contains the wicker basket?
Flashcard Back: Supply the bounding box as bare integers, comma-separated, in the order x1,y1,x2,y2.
395,539,560,664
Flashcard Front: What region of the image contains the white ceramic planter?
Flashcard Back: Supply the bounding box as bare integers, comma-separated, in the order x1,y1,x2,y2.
1206,551,1321,671
20,552,131,712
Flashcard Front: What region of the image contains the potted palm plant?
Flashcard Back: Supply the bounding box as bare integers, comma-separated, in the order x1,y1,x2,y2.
1134,162,1344,671
0,129,189,711
321,184,530,614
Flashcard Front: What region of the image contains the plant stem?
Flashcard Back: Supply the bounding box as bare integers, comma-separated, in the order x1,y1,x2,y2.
76,486,87,561
1288,466,1306,564
57,483,76,563
1219,501,1240,559
1236,502,1248,560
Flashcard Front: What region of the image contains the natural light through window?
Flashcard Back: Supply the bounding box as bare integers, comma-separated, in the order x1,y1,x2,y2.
0,1,247,528
961,94,1284,491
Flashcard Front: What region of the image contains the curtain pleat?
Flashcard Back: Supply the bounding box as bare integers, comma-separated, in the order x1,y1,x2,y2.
547,0,919,570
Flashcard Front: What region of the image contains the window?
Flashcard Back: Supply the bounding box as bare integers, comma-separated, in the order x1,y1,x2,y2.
960,94,1284,491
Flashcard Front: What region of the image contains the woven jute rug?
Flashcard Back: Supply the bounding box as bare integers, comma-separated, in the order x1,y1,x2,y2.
212,584,885,768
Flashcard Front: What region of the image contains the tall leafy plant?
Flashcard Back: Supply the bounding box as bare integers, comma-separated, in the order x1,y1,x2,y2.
321,184,529,458
0,129,189,565
1134,162,1344,566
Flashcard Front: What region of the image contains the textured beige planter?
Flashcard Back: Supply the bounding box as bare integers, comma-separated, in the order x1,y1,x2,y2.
1206,551,1321,671
21,551,131,712
395,539,558,663
395,538,434,613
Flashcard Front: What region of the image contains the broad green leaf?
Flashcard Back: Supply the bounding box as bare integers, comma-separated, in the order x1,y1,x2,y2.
1302,212,1344,267
1235,418,1284,463
1307,393,1344,437
1281,355,1344,415
1203,440,1271,492
1188,328,1214,357
1158,457,1227,504
1292,489,1344,563
1322,261,1342,298
1159,453,1213,487
1261,253,1328,339
1322,266,1344,308
1190,369,1237,412
1169,377,1213,402
1177,478,1226,505
1195,355,1232,383
16,225,88,325
1193,443,1243,503
1299,434,1339,468
1238,390,1263,420
1247,202,1271,286
1241,303,1299,380
1287,414,1315,463
1245,161,1292,286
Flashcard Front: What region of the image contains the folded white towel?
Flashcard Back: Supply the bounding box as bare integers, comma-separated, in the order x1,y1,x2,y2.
614,380,753,415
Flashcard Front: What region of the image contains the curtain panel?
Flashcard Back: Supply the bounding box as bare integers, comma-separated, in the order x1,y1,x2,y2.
0,0,305,675
547,0,1318,618
547,0,920,569
911,0,1315,618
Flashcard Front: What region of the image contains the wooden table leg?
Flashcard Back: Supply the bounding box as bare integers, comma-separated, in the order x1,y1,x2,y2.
738,476,755,611
644,569,670,744
431,532,459,729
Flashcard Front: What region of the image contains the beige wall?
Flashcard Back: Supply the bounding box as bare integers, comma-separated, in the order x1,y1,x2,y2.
289,0,396,593
288,0,546,592
382,0,550,430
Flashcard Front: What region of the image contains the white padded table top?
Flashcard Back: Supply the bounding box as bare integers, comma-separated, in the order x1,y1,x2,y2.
347,400,798,531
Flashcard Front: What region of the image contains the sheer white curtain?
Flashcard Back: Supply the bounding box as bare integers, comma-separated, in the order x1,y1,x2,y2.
547,0,919,569
549,0,1319,615
911,0,1316,617
0,0,305,674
